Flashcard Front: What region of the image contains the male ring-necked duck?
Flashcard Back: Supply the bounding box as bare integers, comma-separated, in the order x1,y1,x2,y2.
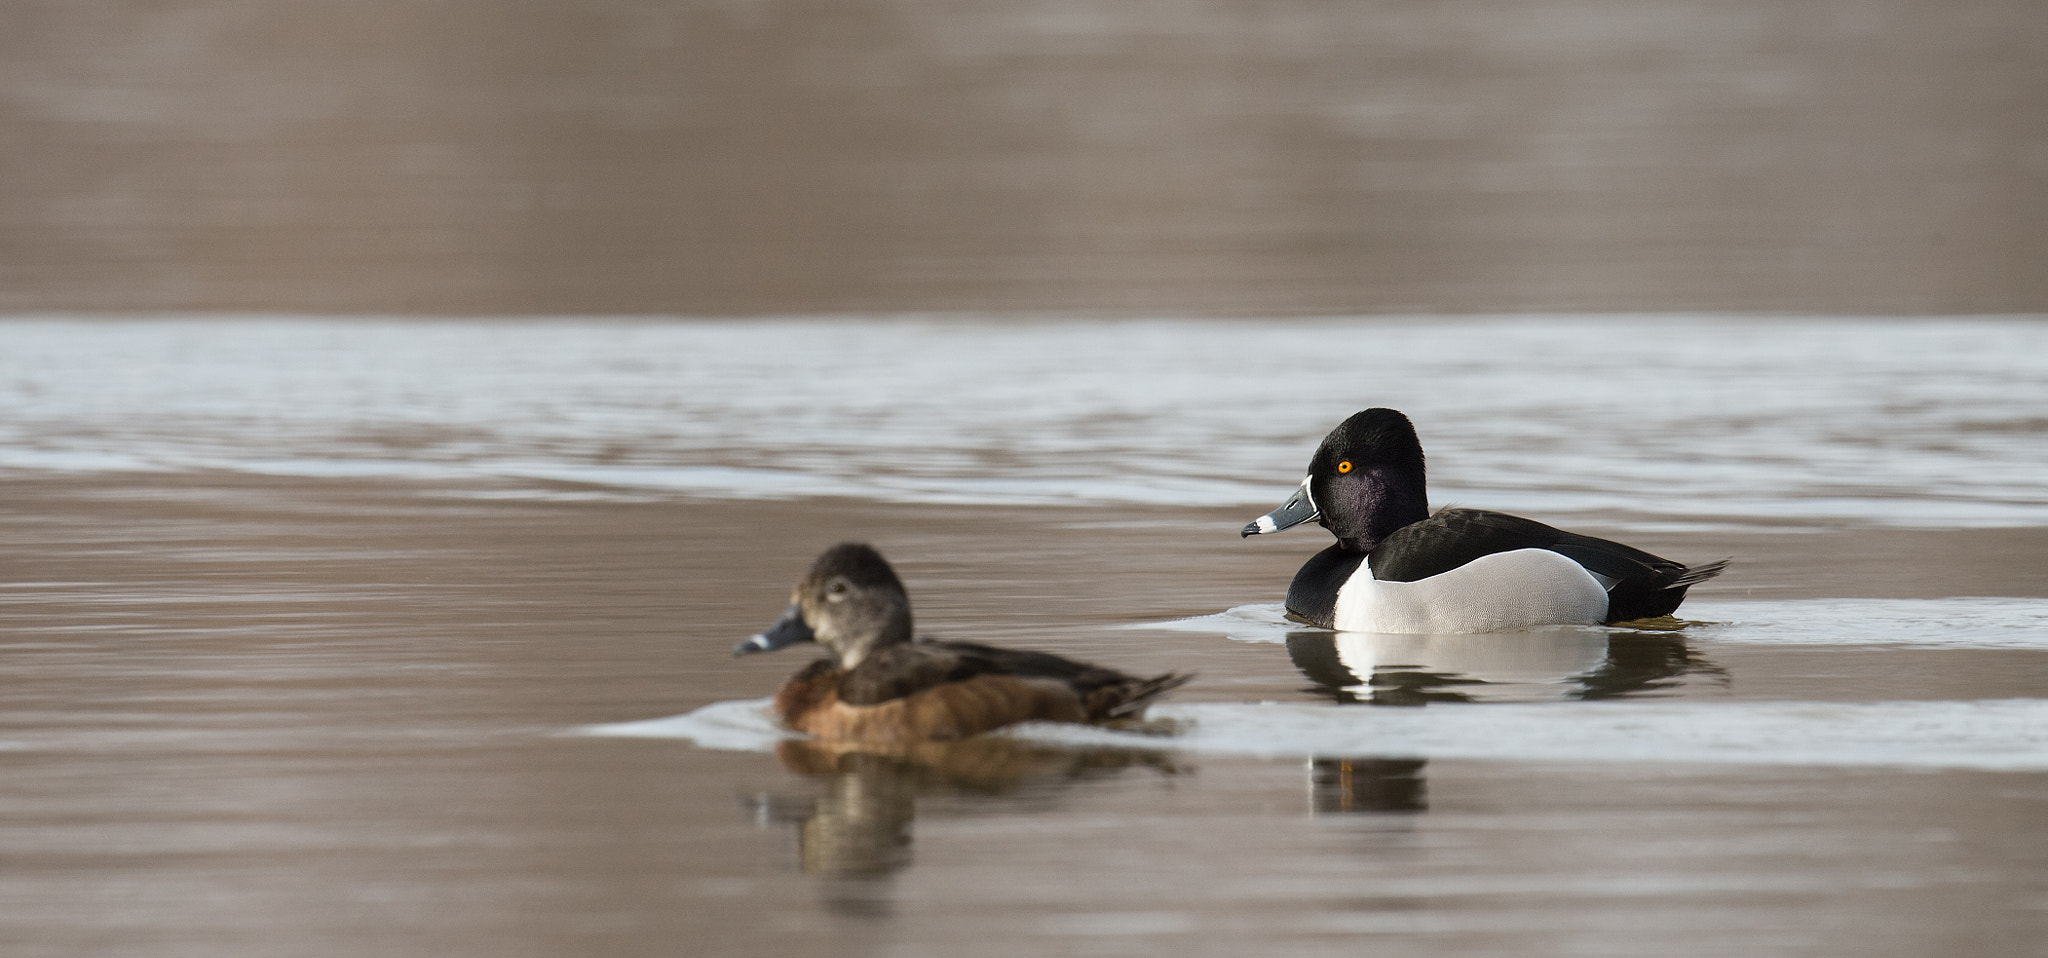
1242,409,1728,633
735,543,1191,742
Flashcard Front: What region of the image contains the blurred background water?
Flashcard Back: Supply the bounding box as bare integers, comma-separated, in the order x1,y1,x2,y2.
3,0,2045,315
5,4,2048,957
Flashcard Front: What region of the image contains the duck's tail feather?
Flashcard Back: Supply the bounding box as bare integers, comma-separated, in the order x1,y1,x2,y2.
1601,556,1732,623
1101,672,1195,720
1667,558,1731,589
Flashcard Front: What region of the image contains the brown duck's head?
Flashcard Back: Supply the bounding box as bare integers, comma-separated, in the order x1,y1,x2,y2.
734,542,915,669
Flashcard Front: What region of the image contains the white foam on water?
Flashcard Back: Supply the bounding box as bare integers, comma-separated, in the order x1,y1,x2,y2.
585,592,2048,770
1133,602,1303,643
584,696,2048,771
1038,698,2048,770
1141,597,2048,651
582,698,789,751
1688,597,2048,649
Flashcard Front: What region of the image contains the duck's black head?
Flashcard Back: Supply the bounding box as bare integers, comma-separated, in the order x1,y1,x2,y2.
734,542,915,668
1243,408,1431,552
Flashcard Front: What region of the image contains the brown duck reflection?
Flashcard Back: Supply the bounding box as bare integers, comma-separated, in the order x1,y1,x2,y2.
1308,757,1428,814
757,737,1181,880
1284,624,1723,706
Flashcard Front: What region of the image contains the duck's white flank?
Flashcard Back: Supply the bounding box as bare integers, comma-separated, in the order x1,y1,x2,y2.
1332,548,1610,634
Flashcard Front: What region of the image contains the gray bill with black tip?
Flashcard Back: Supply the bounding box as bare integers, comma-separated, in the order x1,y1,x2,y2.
733,603,815,656
1241,476,1320,537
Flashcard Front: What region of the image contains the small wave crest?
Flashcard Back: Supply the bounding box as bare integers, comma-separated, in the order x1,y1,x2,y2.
1689,597,2048,650
581,698,790,751
1126,603,1300,643
584,697,2048,771
1137,598,2048,652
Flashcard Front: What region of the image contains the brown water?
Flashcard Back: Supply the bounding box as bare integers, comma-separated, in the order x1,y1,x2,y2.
5,2,2048,949
5,0,2046,315
4,471,2046,957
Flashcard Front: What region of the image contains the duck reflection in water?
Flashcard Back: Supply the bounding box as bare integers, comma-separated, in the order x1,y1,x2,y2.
1291,627,1718,816
1285,624,1723,706
748,736,1180,911
1308,756,1429,814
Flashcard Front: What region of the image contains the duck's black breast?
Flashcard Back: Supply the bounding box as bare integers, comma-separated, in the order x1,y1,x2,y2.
1284,544,1369,629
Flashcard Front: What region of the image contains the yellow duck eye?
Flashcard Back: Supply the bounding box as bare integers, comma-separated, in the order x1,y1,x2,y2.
1337,460,1352,474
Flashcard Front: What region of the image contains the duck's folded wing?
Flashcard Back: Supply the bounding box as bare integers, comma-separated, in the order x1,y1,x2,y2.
932,641,1150,705
836,639,1163,707
835,643,976,706
927,641,1190,721
1370,508,1686,585
1368,508,1569,581
834,642,1109,704
1544,530,1691,585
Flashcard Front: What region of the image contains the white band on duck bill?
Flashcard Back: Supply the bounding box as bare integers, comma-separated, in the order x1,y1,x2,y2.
1243,476,1321,537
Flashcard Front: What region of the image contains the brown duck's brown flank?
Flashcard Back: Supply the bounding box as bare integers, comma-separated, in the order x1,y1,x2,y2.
776,672,1089,744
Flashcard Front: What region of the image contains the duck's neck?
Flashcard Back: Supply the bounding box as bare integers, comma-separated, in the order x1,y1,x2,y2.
1337,468,1429,553
832,607,914,671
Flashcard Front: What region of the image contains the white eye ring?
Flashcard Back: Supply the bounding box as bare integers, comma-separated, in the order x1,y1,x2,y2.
825,580,851,601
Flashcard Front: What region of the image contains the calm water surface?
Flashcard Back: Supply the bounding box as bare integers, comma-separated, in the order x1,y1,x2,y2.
1,316,2045,957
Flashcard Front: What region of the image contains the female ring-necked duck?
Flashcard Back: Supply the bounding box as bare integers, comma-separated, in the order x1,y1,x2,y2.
1242,409,1728,633
735,543,1191,742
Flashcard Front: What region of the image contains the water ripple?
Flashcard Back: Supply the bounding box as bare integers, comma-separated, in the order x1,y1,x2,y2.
4,316,2046,527
1144,597,2048,651
589,696,2048,771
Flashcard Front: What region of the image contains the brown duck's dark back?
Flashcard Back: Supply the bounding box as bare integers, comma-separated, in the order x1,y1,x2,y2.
770,646,1191,742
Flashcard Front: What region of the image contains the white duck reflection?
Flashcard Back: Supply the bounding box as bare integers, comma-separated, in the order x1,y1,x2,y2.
1285,627,1716,705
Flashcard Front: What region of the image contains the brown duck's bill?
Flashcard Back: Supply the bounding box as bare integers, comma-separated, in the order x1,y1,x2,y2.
733,603,814,656
1241,476,1320,537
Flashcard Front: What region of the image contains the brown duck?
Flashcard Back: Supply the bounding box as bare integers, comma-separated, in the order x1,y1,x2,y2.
734,543,1191,743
